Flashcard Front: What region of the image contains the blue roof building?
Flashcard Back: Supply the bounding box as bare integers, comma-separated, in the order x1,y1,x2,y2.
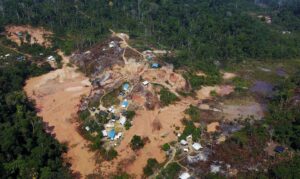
108,129,116,140
151,63,160,68
275,146,285,153
122,83,130,91
121,100,129,108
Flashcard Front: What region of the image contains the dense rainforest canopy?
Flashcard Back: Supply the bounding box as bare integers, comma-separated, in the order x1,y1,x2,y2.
0,59,71,178
0,0,299,68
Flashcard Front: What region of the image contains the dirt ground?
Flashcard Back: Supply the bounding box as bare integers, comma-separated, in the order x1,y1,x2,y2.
5,25,53,47
142,66,187,95
222,102,265,121
222,72,237,80
207,122,220,133
196,85,234,100
24,51,97,177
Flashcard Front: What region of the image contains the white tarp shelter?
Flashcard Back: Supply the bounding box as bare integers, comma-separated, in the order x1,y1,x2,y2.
192,142,203,151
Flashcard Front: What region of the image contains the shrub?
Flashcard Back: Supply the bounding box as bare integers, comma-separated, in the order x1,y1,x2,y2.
130,135,144,150
158,162,181,178
143,158,159,177
101,148,118,161
162,143,170,151
124,110,136,120
124,121,132,130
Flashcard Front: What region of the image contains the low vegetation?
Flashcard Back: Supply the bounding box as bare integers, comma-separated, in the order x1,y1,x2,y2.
232,77,251,92
179,120,202,142
102,88,121,108
183,71,221,90
185,105,201,122
159,88,179,106
100,148,118,161
123,110,135,130
157,162,181,179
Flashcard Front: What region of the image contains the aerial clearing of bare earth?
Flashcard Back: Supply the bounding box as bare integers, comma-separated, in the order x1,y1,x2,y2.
5,25,53,47
24,51,97,177
13,25,250,178
5,25,98,177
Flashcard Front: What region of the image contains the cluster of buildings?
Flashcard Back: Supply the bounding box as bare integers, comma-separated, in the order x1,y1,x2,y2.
99,83,132,142
0,53,27,63
179,134,203,153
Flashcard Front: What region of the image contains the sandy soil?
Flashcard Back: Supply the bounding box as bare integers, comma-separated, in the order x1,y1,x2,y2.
196,85,234,100
222,103,265,121
207,122,220,133
222,72,237,80
24,51,97,177
5,25,53,47
196,71,207,77
142,66,187,95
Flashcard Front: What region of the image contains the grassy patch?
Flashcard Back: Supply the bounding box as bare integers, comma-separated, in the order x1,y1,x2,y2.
232,77,251,92
185,105,201,122
159,88,179,106
102,88,121,108
183,71,221,90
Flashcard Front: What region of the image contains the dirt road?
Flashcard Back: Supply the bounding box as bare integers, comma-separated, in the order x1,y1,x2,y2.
24,51,97,178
